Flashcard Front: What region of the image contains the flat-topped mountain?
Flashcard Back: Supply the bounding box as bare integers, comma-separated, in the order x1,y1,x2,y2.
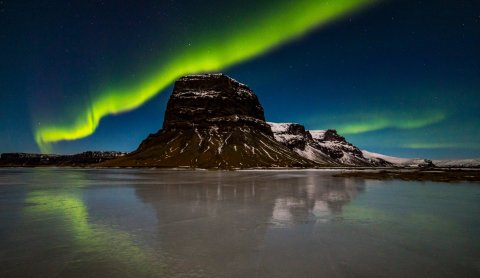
161,74,272,134
102,74,316,168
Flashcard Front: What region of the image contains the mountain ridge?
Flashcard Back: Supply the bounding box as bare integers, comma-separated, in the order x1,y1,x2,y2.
1,74,478,169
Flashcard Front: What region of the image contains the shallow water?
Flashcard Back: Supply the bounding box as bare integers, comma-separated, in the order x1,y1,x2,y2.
0,168,479,277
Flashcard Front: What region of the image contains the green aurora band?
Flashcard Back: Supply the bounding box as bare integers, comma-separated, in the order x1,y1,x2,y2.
404,143,480,150
335,110,446,135
34,0,376,153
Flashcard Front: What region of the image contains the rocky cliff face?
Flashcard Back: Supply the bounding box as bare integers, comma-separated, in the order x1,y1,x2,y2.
103,74,316,168
161,74,272,135
268,122,392,167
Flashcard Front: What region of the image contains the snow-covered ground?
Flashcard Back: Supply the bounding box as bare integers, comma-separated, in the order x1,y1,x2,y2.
309,130,326,140
267,122,292,134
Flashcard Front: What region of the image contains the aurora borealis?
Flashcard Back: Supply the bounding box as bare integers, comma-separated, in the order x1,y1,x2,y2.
32,0,375,152
1,0,479,158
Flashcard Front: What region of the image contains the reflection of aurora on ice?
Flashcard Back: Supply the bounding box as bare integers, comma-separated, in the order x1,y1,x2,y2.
33,0,376,152
23,190,165,275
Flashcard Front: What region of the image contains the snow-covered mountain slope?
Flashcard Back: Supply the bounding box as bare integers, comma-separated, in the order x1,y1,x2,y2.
268,122,392,167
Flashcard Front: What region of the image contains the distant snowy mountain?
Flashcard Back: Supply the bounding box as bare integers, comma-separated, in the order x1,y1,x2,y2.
362,150,480,168
432,159,480,168
268,122,392,167
361,150,434,168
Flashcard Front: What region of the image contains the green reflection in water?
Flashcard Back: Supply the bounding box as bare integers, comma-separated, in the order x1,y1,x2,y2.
23,189,165,276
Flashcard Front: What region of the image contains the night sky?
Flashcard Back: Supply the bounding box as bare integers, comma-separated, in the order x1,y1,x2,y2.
1,0,479,159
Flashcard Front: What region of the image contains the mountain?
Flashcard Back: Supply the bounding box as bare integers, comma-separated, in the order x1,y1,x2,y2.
267,124,479,168
433,159,480,168
3,73,476,169
362,150,480,168
100,74,316,168
268,122,392,167
0,151,126,167
361,150,434,168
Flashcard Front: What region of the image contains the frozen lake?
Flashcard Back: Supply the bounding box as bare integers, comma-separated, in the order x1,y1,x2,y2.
1,168,479,277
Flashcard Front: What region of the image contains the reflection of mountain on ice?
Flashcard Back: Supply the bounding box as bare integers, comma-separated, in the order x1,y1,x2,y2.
270,173,365,225
134,171,365,276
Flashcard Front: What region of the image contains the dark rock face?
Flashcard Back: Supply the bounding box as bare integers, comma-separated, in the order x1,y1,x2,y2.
0,151,126,167
162,74,272,135
104,74,316,169
322,130,347,143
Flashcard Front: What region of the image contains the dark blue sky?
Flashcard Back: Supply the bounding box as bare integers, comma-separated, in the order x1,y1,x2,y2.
1,0,479,159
